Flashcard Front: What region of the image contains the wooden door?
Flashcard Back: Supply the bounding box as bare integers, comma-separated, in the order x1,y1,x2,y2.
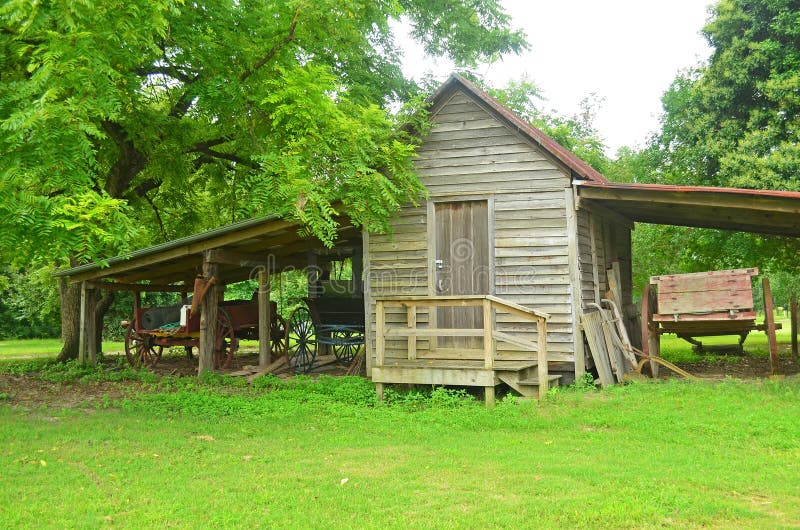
434,200,490,349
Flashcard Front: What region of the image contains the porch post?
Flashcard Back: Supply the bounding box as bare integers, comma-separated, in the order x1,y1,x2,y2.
258,268,271,366
78,282,97,366
198,252,219,375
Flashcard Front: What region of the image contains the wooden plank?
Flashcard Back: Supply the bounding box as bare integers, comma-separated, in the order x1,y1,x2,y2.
654,274,753,294
257,269,270,366
656,290,754,314
371,365,497,386
589,216,600,304
581,310,614,387
407,304,417,360
375,300,385,368
87,281,190,293
493,330,537,352
384,328,484,338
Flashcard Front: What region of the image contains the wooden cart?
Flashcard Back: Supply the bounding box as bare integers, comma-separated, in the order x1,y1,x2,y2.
641,268,780,370
285,297,365,373
123,297,286,369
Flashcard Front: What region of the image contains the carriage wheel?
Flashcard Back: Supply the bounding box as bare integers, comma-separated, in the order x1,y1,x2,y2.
332,330,363,365
286,306,316,373
270,315,288,358
213,309,236,369
124,318,163,368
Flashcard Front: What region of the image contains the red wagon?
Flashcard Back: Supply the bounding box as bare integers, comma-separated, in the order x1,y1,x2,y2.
122,295,286,369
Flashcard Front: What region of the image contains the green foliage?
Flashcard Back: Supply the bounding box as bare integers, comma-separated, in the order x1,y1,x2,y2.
612,0,800,289
0,266,61,339
0,0,527,270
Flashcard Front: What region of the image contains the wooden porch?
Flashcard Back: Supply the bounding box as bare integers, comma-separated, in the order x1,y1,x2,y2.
372,295,560,405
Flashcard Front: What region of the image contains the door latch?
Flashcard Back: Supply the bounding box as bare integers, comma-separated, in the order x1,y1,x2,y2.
435,259,444,270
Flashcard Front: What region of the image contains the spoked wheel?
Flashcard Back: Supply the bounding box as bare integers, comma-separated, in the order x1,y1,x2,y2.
271,315,288,358
124,319,163,367
286,306,316,373
332,329,364,365
214,309,236,369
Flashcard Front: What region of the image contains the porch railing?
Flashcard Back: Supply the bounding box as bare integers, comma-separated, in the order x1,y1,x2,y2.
375,295,551,397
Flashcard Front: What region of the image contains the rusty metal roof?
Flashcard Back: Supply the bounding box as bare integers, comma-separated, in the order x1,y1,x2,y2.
576,180,800,237
429,74,608,184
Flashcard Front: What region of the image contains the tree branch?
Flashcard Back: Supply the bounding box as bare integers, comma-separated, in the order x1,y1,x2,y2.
191,146,260,169
141,192,169,242
239,8,300,82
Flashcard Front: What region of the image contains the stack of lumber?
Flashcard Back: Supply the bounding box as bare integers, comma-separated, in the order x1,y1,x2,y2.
229,357,291,382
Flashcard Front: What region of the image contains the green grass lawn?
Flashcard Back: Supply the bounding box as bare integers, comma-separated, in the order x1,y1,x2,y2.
0,339,125,359
0,371,799,528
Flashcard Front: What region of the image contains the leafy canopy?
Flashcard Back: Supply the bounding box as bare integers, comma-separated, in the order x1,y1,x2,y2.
0,0,526,266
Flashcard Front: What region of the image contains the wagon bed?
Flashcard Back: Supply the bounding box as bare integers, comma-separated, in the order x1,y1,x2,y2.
642,268,779,360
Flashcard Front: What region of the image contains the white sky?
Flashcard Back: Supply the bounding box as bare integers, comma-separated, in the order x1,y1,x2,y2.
399,0,714,156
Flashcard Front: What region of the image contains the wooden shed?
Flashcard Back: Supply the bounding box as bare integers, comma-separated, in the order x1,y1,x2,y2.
364,74,634,402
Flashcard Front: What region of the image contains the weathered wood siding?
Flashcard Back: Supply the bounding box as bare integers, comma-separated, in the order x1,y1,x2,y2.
365,89,577,373
577,209,633,308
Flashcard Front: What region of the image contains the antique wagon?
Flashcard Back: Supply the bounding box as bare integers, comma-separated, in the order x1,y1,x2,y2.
641,268,779,361
285,297,365,373
123,294,286,369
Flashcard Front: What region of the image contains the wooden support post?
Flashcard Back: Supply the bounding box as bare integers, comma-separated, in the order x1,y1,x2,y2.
763,277,779,374
564,188,585,379
375,300,385,368
483,298,493,370
78,282,97,365
406,303,417,360
537,317,549,399
258,269,271,367
648,328,660,378
791,295,798,360
198,255,219,376
484,385,495,407
375,382,384,403
85,286,98,365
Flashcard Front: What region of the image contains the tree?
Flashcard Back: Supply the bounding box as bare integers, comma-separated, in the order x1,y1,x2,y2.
0,1,526,359
618,0,800,294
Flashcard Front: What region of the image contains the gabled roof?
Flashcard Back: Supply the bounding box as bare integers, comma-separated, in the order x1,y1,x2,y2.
428,74,608,184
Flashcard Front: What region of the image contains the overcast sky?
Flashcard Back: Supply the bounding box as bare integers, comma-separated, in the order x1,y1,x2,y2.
400,0,714,156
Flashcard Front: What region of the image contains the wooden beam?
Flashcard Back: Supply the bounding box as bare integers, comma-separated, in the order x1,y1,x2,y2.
258,270,271,367
198,254,219,375
87,281,190,293
565,188,585,378
763,277,779,374
589,216,600,305
205,248,270,267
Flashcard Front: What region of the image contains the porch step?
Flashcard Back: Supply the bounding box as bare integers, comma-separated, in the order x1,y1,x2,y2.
518,375,562,386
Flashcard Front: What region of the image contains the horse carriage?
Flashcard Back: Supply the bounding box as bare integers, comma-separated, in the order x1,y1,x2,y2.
285,297,366,373
123,294,286,369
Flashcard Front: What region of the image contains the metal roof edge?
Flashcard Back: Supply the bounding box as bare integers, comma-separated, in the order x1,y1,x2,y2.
54,213,281,278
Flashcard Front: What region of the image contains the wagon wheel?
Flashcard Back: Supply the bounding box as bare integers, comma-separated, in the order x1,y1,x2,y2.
332,329,364,365
124,318,163,368
270,315,288,357
286,306,316,373
213,308,236,369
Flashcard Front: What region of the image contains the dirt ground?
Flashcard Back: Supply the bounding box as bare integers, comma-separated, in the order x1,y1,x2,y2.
2,349,798,410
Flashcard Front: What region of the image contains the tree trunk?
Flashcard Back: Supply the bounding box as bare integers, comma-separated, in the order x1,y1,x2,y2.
95,291,115,352
57,277,81,362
